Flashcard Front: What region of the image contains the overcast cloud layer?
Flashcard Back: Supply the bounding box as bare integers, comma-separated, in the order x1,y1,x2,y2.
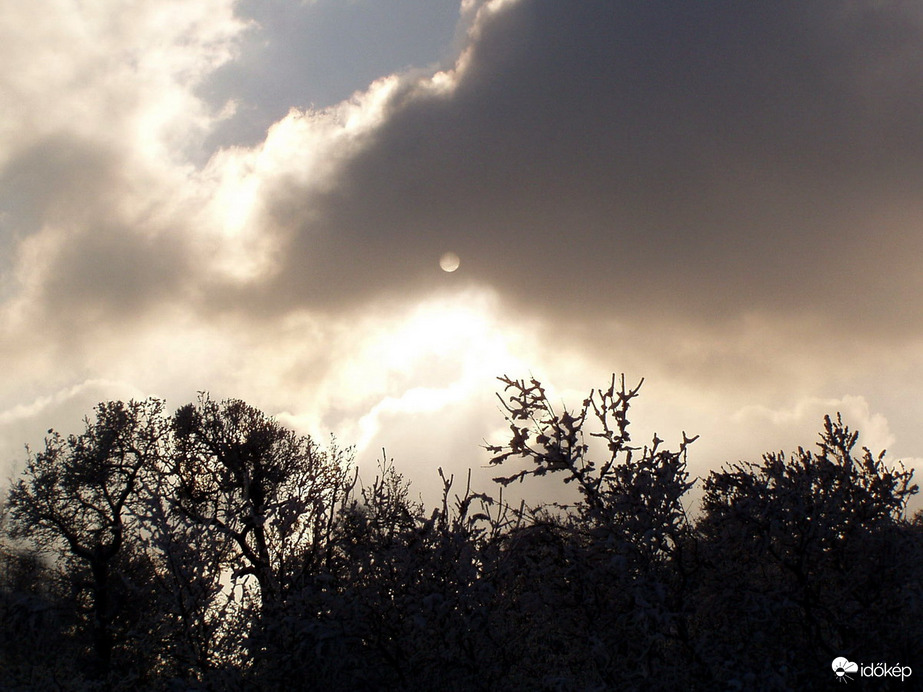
2,0,922,506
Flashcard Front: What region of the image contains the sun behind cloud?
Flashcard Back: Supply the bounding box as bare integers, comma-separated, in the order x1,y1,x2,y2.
342,289,524,448
439,251,460,272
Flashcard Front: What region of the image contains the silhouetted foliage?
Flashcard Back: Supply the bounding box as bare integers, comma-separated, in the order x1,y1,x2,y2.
170,396,354,608
694,413,920,689
5,399,167,686
0,537,79,689
1,378,919,690
486,374,700,689
166,395,356,687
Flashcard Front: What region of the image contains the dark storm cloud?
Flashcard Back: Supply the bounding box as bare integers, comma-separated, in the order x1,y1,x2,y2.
260,0,923,336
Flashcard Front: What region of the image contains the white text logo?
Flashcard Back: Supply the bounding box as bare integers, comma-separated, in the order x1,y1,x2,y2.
832,657,912,683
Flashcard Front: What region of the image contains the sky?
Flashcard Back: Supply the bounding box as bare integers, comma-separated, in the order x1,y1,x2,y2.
2,0,923,510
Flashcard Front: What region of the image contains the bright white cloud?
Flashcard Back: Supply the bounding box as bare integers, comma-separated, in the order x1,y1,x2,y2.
0,0,244,164
733,396,895,457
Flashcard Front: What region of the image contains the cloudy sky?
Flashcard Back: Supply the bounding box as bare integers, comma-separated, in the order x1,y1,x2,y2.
2,0,922,508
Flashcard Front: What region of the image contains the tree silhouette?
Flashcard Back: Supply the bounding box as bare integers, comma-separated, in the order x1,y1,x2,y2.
6,399,167,682
0,383,919,690
169,396,354,609
132,466,248,685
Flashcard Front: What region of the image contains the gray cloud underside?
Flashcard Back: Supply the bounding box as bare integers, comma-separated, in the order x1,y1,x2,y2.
0,141,195,356
249,0,923,337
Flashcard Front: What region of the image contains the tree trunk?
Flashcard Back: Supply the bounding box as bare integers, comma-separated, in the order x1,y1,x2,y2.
90,558,113,684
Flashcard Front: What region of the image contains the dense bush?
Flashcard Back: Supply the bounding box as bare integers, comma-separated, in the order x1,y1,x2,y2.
1,377,919,690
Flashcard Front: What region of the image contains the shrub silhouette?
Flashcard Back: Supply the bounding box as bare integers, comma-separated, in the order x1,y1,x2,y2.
695,414,920,688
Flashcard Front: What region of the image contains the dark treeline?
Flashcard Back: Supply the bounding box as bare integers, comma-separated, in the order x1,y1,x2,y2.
0,376,920,690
